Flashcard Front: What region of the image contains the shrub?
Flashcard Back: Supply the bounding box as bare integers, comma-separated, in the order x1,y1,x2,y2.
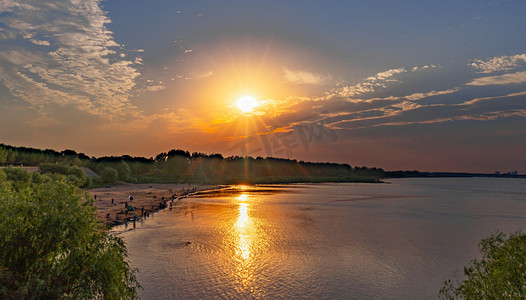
38,163,90,188
0,171,139,298
101,167,118,185
115,161,131,181
2,166,32,191
440,231,526,299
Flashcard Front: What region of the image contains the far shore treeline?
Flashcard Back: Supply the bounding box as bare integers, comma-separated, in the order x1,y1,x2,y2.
1,143,523,187
0,143,386,186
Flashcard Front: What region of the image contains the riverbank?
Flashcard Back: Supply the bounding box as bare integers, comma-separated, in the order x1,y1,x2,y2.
89,183,223,226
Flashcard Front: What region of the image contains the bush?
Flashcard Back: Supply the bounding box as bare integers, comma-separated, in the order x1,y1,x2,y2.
115,161,131,181
440,231,526,299
0,171,139,298
2,166,32,191
38,163,91,188
0,146,7,164
101,167,118,185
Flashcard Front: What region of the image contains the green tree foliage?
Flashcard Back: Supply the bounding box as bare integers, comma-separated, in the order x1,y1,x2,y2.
39,163,91,188
0,169,139,299
3,144,387,184
440,231,526,299
101,167,118,185
115,161,131,181
2,166,32,191
0,146,7,164
0,144,90,167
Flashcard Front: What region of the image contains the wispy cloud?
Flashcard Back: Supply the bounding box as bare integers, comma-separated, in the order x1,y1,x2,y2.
470,54,526,73
411,65,437,72
283,67,331,85
146,85,166,92
404,88,459,101
29,39,50,46
466,71,526,86
329,65,439,98
330,67,407,98
459,90,526,106
0,0,142,118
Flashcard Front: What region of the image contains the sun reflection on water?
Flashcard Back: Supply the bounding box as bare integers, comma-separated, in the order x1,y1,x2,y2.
236,205,251,261
233,193,255,284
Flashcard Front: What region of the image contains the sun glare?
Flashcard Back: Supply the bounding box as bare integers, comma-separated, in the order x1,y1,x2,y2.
236,95,259,113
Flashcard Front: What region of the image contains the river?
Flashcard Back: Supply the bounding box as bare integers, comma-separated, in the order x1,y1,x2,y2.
116,178,526,299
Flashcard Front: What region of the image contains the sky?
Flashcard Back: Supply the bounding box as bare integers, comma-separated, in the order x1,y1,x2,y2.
1,0,526,173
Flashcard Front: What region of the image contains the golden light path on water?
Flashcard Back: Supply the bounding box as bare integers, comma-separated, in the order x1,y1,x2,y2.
233,193,255,285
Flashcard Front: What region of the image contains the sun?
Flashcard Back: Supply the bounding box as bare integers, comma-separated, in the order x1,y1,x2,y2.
235,95,259,113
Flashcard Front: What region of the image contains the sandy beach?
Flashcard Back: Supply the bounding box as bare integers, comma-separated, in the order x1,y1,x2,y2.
89,183,223,226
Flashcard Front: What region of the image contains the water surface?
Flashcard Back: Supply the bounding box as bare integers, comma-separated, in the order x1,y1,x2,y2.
117,178,526,299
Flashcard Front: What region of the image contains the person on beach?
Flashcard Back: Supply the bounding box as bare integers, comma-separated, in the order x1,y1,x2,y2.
141,206,144,216
111,198,114,206
169,202,172,211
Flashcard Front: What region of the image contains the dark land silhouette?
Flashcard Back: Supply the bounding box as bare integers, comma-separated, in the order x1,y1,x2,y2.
0,143,522,187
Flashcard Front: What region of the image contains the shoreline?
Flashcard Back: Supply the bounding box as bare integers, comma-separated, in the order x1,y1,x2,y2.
90,180,383,227
89,183,225,227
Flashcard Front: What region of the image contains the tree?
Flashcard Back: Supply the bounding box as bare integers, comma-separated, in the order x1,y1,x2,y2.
39,163,90,188
101,167,118,185
115,161,131,181
0,146,7,164
0,169,139,299
440,231,526,299
2,166,32,191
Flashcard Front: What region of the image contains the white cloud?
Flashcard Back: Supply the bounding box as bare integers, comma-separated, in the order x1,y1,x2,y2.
0,0,142,118
411,65,437,72
0,1,38,12
367,68,406,81
195,70,213,79
146,85,166,92
470,54,526,73
29,39,50,46
283,67,331,85
331,67,407,97
466,71,526,86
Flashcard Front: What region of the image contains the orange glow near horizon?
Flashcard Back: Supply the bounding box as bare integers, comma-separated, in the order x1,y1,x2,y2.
167,38,300,116
153,38,311,151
